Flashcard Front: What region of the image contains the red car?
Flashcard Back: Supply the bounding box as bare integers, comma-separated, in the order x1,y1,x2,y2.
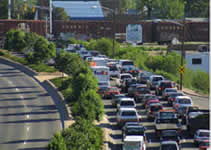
145,99,160,109
199,140,210,150
103,87,120,99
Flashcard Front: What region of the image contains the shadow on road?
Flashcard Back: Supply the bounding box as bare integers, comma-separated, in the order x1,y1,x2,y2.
0,118,60,124
2,139,49,144
0,111,58,117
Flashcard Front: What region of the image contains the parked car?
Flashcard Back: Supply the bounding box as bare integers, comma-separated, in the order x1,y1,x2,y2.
116,73,133,87
121,78,137,93
146,103,163,120
117,108,140,127
160,130,181,145
138,71,153,84
117,98,136,111
199,140,210,150
160,141,180,150
154,110,182,135
162,88,178,100
122,124,146,142
147,75,164,90
194,129,210,146
134,85,151,102
103,86,120,99
111,94,127,107
167,92,185,106
122,136,146,150
173,96,193,112
155,80,174,96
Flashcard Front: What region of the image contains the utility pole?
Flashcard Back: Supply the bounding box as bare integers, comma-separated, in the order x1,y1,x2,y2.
8,0,12,19
49,0,52,34
112,8,116,58
180,18,185,90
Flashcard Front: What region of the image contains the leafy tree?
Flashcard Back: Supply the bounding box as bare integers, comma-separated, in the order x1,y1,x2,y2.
48,132,67,150
30,37,56,64
184,0,209,17
53,7,69,21
25,32,39,51
156,0,185,19
0,0,8,19
192,70,209,93
4,29,16,51
62,118,103,150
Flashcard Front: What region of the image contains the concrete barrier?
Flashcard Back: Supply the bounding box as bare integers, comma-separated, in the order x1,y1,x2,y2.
0,56,72,129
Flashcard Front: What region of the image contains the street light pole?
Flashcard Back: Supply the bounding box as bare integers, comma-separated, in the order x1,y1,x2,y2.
8,0,11,19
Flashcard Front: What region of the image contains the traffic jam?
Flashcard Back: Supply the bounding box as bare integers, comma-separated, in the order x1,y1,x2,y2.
75,46,210,150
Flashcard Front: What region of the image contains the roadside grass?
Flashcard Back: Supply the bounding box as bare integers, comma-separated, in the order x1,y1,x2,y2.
0,49,57,73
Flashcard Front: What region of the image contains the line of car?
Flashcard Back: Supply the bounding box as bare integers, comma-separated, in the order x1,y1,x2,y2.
69,45,210,150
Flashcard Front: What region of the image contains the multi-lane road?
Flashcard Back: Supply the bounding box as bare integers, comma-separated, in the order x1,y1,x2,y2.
0,63,62,150
103,81,209,150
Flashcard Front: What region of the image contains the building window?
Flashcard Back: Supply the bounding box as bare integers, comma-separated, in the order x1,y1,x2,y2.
192,58,202,64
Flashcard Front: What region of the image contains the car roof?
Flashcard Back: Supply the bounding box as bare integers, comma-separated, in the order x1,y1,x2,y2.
161,141,178,145
120,107,136,111
124,136,144,142
176,96,191,99
197,129,210,133
150,75,163,78
125,122,140,126
120,73,132,76
165,88,177,90
150,103,162,106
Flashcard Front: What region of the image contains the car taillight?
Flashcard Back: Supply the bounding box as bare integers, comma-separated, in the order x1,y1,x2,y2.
136,93,140,96
159,87,161,90
196,138,199,141
178,130,182,134
171,98,174,101
176,104,179,107
179,140,181,144
149,110,152,114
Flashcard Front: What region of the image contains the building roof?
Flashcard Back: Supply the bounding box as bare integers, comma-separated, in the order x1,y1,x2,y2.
52,0,104,20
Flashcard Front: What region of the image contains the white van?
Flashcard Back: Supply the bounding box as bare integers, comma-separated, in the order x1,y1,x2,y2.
91,66,110,82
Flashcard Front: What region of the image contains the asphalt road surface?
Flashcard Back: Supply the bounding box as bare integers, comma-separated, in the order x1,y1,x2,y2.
0,63,62,150
103,80,209,150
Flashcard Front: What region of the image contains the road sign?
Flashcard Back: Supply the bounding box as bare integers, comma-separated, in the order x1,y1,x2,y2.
179,66,185,74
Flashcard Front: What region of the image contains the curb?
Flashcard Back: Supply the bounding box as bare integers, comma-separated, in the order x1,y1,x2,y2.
183,91,209,99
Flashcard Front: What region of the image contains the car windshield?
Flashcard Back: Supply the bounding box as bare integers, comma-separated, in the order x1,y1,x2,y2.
162,131,177,137
122,111,136,116
137,88,150,94
122,61,134,66
121,101,134,106
161,144,177,150
126,128,144,135
199,132,210,137
179,99,191,104
152,77,163,81
145,95,157,100
158,118,179,123
151,105,162,111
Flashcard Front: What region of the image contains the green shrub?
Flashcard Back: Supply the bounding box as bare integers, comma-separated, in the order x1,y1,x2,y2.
155,70,178,82
62,118,103,150
28,63,57,73
48,132,67,150
192,70,209,94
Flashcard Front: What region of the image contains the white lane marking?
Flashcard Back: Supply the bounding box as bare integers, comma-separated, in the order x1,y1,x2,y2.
24,141,27,144
20,95,24,99
27,127,30,131
0,74,2,77
26,115,30,119
15,88,19,91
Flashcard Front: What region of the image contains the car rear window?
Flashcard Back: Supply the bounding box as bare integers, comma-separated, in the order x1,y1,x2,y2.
122,61,134,66
179,99,191,104
199,132,210,137
109,66,118,71
126,128,144,135
152,77,163,81
166,89,177,93
161,144,177,150
160,112,175,119
121,75,131,80
150,105,162,111
121,101,134,106
161,82,172,88
122,111,136,116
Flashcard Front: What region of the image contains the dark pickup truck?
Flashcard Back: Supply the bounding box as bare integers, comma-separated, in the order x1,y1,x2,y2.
185,109,209,135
